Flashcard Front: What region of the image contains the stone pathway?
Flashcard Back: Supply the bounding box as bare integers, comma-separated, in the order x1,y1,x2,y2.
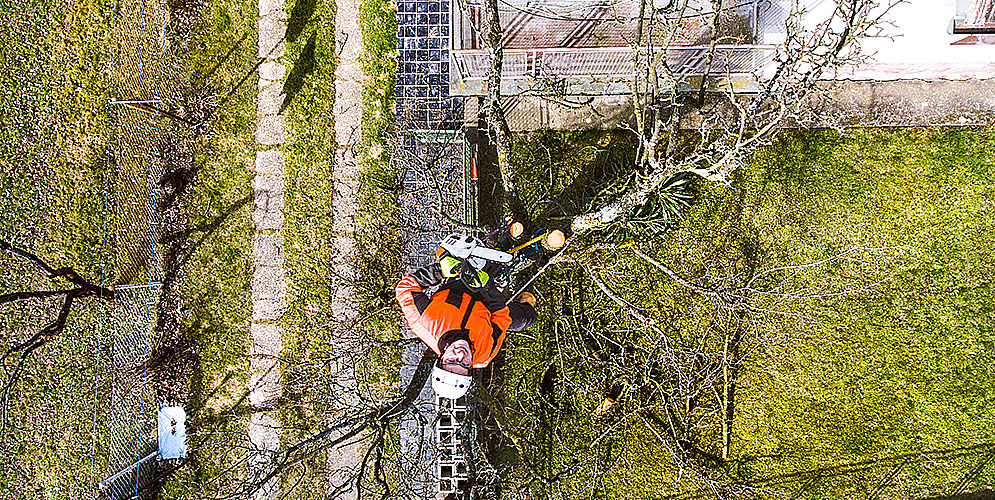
249,0,287,498
326,0,364,496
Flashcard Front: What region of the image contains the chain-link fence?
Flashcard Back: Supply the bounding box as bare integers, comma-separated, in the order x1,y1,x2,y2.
92,0,174,497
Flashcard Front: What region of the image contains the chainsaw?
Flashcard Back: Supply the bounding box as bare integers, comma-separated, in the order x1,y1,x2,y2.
436,233,512,289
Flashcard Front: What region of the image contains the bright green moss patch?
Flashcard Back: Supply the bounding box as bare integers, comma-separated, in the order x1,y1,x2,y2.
505,127,995,499
731,128,995,499
353,0,407,492
356,0,403,338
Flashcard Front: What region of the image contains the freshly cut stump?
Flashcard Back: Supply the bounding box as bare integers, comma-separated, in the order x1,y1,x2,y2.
544,229,565,250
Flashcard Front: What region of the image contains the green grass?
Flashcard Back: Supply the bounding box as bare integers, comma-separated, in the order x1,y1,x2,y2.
0,2,112,498
280,0,338,495
280,0,402,492
157,0,257,496
0,1,109,268
503,127,995,499
354,0,406,492
356,0,401,338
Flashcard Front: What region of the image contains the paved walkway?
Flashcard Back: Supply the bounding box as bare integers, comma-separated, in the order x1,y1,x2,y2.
492,77,995,131
326,0,364,493
810,0,995,80
248,0,367,495
249,0,287,498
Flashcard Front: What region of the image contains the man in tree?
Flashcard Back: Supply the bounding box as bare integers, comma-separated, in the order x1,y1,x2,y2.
395,256,536,399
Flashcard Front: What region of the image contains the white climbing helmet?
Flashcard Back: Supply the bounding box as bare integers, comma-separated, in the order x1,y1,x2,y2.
431,365,472,400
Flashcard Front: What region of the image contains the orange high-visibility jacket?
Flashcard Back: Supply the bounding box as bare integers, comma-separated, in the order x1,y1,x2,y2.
395,264,512,368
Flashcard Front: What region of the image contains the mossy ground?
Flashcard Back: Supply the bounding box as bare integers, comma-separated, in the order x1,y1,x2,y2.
731,129,995,499
356,0,401,338
505,127,995,499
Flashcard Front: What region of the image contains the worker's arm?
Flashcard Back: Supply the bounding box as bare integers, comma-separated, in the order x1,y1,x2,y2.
478,280,508,312
395,263,446,323
472,306,513,368
489,307,512,333
467,283,517,367
475,281,511,333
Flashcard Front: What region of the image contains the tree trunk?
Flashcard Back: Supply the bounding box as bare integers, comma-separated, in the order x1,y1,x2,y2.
479,0,526,221
570,157,677,234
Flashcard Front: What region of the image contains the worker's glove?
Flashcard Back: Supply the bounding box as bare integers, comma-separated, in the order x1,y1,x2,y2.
461,266,489,290
518,292,536,307
475,269,490,288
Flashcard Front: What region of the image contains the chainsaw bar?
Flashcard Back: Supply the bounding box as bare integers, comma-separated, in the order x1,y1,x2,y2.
439,233,512,269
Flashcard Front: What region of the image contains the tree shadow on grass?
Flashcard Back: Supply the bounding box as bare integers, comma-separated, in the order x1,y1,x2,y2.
198,31,250,87
150,122,254,442
752,130,850,191
286,0,317,44
537,137,636,224
702,442,995,500
280,31,316,114
494,130,637,231
927,491,995,500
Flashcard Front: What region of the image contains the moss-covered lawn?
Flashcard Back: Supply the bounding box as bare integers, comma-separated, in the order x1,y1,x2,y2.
731,129,995,499
504,127,995,499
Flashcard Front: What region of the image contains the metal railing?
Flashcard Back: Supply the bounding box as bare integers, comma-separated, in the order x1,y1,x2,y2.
451,45,776,84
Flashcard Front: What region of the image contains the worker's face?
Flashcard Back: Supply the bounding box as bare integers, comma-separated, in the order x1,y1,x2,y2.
440,339,472,376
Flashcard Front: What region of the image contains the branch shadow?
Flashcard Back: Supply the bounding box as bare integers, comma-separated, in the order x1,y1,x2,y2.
199,31,250,86
286,0,317,44
280,31,317,114
541,140,634,222
175,194,253,269
657,442,995,500
468,124,502,229
926,491,995,500
472,126,636,232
